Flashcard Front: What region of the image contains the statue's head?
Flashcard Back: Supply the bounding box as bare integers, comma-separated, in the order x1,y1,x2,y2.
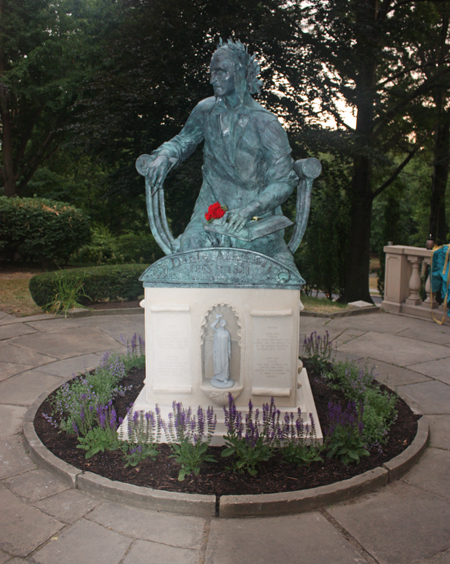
210,39,262,100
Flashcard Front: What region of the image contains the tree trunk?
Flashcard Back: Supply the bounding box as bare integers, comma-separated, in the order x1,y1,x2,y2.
341,154,374,303
429,112,449,245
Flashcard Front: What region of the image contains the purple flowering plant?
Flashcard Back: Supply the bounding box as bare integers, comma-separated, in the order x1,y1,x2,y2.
325,401,369,465
120,406,162,467
165,402,217,481
50,339,141,438
303,330,334,372
76,401,122,458
323,360,397,447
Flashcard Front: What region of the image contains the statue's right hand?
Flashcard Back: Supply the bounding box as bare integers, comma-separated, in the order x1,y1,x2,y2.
145,155,171,189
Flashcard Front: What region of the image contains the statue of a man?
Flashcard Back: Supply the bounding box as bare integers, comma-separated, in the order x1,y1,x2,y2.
144,39,298,268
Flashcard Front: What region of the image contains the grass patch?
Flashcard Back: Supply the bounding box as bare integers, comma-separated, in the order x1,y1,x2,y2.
301,294,352,314
0,277,43,317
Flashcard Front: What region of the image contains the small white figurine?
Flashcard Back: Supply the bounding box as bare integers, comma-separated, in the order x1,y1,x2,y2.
210,314,233,389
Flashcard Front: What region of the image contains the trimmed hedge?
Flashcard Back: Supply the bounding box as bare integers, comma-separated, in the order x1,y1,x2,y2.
0,196,91,265
29,264,148,308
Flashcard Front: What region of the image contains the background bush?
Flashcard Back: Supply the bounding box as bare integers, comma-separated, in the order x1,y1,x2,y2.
29,264,148,307
71,226,164,265
0,196,91,265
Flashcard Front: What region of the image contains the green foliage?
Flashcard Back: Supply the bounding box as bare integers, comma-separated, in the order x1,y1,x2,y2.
302,330,334,373
29,264,146,308
166,403,217,480
295,158,350,299
222,434,273,477
324,361,398,446
281,443,323,466
0,196,91,265
120,409,161,467
327,420,370,466
71,226,164,265
51,352,128,436
44,276,89,317
170,441,216,481
77,426,121,459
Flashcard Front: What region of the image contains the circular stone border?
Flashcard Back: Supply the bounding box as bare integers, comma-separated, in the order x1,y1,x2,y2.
23,381,428,518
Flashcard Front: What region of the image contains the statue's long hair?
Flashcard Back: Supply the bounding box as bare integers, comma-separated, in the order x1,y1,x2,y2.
215,38,262,95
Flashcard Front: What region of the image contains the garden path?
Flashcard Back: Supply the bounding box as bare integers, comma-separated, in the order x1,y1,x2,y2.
0,310,449,564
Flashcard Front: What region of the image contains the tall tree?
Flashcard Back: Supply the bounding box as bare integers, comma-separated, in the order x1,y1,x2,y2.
0,0,115,197
293,0,449,302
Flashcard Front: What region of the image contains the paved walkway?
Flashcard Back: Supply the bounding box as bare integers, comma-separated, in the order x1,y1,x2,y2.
0,310,449,564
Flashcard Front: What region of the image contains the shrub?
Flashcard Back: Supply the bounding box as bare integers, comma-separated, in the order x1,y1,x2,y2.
0,196,91,265
71,227,164,265
29,264,147,308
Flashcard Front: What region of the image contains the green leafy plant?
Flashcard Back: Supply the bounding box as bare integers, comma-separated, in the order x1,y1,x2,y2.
302,330,334,373
0,196,90,265
50,351,132,436
326,402,370,465
221,397,274,476
165,402,217,481
29,264,146,308
323,361,397,445
120,408,161,467
77,426,121,458
44,275,89,317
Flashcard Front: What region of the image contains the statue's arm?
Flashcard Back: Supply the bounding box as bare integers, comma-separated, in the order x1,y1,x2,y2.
152,102,206,164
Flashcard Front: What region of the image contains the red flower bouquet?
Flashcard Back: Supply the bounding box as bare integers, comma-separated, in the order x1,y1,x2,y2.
205,201,227,222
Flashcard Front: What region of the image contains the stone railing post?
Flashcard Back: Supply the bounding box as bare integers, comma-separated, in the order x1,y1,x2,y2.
405,255,422,305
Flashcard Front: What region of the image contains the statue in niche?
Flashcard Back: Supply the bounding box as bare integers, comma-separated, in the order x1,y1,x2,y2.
210,314,233,389
136,39,321,274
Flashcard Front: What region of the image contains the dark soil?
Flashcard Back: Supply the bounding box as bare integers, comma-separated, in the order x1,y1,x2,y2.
34,360,420,497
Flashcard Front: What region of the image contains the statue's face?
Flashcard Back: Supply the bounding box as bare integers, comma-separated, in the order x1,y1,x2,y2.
210,52,236,97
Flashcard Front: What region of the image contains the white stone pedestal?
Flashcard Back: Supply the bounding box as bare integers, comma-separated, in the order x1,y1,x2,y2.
121,287,322,444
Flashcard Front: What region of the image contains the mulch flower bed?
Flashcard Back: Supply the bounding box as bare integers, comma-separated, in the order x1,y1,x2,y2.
34,360,419,497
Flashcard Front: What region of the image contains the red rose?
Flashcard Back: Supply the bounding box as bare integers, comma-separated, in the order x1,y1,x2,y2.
205,201,227,221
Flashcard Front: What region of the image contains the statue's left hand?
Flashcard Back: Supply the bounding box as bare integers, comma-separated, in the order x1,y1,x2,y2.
226,205,257,234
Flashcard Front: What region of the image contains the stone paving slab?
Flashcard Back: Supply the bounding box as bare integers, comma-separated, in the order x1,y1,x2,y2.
0,370,61,406
0,323,37,341
0,436,36,479
416,549,450,564
0,361,33,381
87,501,205,549
402,447,450,500
24,318,93,332
395,324,450,346
399,380,450,414
0,484,63,558
0,404,27,436
10,326,124,360
363,358,432,388
31,519,131,564
327,481,450,564
338,332,450,366
41,354,102,377
327,312,423,334
4,468,69,503
205,512,367,564
34,489,101,524
427,415,450,450
0,550,11,564
122,539,200,564
0,314,52,326
407,358,450,385
0,343,55,367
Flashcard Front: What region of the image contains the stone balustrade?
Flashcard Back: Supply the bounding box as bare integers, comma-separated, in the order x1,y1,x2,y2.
381,245,447,322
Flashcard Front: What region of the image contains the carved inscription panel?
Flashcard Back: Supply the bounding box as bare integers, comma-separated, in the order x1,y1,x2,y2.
151,311,191,392
252,315,292,390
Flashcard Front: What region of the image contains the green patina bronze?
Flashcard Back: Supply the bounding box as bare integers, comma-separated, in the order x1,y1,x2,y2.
136,39,321,289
